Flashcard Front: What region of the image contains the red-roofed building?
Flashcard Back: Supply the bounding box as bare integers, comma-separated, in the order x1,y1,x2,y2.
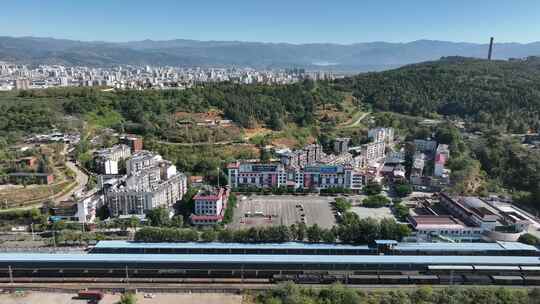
188,176,204,187
190,187,230,225
409,215,483,238
15,156,38,169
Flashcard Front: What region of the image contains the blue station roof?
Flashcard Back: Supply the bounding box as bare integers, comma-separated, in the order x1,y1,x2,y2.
0,253,539,266
93,240,370,250
394,241,538,252
92,240,538,252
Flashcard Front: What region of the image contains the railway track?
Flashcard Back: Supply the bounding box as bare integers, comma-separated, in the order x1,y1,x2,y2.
0,282,537,294
0,273,539,287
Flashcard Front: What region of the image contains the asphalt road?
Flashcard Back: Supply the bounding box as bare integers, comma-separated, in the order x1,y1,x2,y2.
54,160,88,203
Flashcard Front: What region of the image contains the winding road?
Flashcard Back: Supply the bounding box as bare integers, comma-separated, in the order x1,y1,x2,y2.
342,112,369,128
53,160,89,203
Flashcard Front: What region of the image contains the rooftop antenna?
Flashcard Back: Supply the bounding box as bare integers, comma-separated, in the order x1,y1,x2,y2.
488,37,494,60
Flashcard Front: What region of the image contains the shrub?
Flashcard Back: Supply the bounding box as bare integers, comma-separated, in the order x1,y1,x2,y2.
362,195,390,208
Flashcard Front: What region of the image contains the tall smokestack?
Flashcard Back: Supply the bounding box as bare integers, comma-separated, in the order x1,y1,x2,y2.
488,37,494,60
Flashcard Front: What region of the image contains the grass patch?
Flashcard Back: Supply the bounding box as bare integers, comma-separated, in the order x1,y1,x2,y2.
85,108,124,128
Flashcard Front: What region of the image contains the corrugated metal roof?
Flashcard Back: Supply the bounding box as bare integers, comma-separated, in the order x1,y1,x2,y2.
92,240,539,252
0,253,538,265
93,241,370,250
395,241,538,252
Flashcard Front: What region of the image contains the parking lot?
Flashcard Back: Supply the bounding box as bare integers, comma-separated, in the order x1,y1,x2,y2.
229,195,337,229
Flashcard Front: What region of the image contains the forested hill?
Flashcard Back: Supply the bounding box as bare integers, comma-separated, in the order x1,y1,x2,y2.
0,80,344,141
3,56,540,140
334,56,540,132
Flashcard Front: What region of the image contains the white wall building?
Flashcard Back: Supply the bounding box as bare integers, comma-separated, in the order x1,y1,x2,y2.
104,151,187,217
368,127,394,145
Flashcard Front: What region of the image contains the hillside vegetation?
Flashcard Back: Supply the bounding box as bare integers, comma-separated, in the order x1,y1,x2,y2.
0,80,344,142
335,56,540,132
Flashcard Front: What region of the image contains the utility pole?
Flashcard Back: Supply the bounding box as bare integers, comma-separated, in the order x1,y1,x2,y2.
30,222,34,241
125,265,129,286
217,167,220,189
8,265,13,285
52,230,57,251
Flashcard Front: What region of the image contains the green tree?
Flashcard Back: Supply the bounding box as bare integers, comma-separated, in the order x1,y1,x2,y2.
201,230,217,242
118,292,137,304
321,229,337,243
334,197,352,213
129,216,140,229
518,233,539,246
171,215,184,227
306,224,322,243
362,195,390,208
393,203,410,221
363,182,382,195
218,229,234,242
296,223,306,241
146,208,170,227
394,184,413,198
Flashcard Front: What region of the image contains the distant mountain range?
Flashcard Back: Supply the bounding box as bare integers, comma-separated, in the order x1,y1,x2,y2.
1,36,540,72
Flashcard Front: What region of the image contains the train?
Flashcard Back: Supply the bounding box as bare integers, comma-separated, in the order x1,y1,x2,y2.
271,273,540,286
1,274,540,286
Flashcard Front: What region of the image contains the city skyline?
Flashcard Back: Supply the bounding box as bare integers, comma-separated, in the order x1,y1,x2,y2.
1,0,540,44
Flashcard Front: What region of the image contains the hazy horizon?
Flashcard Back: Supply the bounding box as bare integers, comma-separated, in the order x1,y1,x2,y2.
2,35,539,46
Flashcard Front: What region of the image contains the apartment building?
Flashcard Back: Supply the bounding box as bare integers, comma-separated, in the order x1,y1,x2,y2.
94,144,131,175
104,151,187,217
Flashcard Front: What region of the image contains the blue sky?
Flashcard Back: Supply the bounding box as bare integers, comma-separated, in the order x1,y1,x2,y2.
1,0,539,44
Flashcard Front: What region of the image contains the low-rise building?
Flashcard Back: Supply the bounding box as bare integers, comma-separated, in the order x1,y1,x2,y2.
414,139,437,153
434,144,450,178
228,161,367,191
409,193,536,242
439,194,501,231
410,215,484,239
6,172,54,185
410,152,426,184
227,162,288,189
190,187,230,225
188,176,204,187
14,156,38,169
